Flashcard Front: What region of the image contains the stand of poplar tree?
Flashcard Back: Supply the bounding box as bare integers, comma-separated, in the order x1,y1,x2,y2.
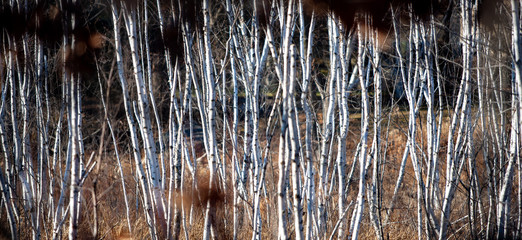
0,0,521,239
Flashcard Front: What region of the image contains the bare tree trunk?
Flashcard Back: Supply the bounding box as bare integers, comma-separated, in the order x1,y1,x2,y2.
111,1,158,238
439,2,477,239
349,24,370,240
368,30,384,240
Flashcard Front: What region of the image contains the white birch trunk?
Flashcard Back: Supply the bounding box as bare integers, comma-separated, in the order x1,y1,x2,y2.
368,31,384,240
288,45,303,240
349,24,370,240
318,14,338,236
111,1,158,238
439,2,477,239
